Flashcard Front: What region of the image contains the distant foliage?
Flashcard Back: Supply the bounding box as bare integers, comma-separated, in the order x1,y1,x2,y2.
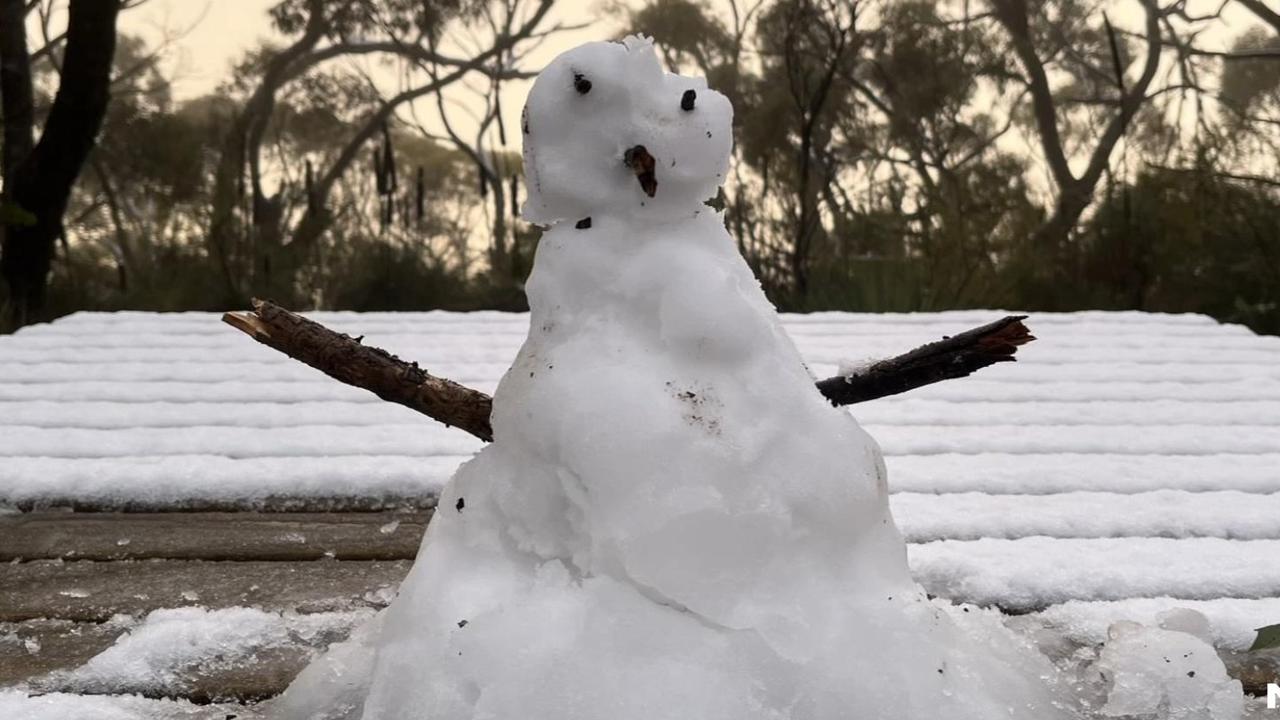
1076,166,1280,335
8,0,1280,335
614,0,1280,334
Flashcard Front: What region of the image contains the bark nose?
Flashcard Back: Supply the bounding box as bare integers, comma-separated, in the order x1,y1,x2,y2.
623,144,658,198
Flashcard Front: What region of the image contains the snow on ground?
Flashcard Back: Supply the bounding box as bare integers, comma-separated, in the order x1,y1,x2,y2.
34,607,374,698
3,309,1280,699
910,537,1280,610
1017,598,1280,651
0,690,264,720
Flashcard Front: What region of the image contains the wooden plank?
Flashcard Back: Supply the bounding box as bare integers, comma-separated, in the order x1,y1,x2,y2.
0,559,411,623
0,511,431,562
8,496,438,513
0,618,123,686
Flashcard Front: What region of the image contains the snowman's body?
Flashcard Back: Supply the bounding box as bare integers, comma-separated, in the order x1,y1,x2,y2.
277,37,1073,720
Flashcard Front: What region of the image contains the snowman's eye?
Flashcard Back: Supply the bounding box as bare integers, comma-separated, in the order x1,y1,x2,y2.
573,73,592,94
681,89,696,112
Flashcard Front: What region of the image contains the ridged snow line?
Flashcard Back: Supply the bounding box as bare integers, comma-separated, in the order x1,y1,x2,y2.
2,310,1277,617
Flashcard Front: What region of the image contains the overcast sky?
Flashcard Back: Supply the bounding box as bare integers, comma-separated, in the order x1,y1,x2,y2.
119,0,607,97
112,0,608,151
119,0,279,101
79,0,1275,186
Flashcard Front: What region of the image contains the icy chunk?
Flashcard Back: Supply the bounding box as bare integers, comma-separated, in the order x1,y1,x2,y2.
1094,616,1243,720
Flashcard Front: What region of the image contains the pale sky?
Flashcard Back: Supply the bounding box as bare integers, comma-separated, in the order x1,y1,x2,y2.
117,0,1263,98
80,0,1279,191
119,0,608,105
119,0,279,101
111,0,609,157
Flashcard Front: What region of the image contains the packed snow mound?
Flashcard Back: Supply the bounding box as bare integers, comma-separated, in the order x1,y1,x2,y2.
520,35,732,225
274,37,1246,720
333,235,1076,716
1088,611,1244,720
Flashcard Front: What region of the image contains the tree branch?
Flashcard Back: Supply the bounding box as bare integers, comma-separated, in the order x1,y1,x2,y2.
284,0,555,257
224,302,1035,443
814,315,1034,405
223,300,495,442
0,0,35,183
991,0,1075,188
1235,0,1280,35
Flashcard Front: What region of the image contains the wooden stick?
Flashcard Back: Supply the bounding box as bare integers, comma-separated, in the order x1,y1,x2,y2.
813,315,1034,405
224,302,1034,442
224,299,494,441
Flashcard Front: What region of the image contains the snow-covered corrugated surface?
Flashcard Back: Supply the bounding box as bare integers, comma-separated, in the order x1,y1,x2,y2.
3,310,1279,618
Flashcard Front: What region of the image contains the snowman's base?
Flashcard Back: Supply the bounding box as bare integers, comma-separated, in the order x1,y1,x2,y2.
6,507,1270,720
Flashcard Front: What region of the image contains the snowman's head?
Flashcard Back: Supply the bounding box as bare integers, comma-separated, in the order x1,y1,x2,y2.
520,36,733,226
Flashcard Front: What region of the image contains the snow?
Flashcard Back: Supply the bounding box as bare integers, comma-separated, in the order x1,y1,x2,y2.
5,398,1280,429
2,340,1275,709
0,455,458,509
1090,617,1243,720
275,37,1077,720
1017,598,1280,651
0,691,258,720
891,490,1280,541
910,538,1280,610
34,607,373,698
888,454,1280,494
5,423,1275,462
0,425,482,459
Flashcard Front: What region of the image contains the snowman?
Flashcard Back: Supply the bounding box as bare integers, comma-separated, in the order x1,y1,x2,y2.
276,36,1075,720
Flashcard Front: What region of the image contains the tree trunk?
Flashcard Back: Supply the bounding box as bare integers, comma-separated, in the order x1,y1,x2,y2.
1,0,120,329
1027,182,1093,304
0,0,34,183
205,0,329,304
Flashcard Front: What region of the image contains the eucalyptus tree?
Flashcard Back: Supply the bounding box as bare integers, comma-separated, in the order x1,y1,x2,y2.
205,0,558,304
620,0,1037,309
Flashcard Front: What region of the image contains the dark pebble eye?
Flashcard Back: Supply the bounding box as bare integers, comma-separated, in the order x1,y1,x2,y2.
573,73,591,94
681,89,696,111
575,217,592,229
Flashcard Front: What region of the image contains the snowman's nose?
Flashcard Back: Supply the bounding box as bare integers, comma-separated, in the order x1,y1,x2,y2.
623,145,658,198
